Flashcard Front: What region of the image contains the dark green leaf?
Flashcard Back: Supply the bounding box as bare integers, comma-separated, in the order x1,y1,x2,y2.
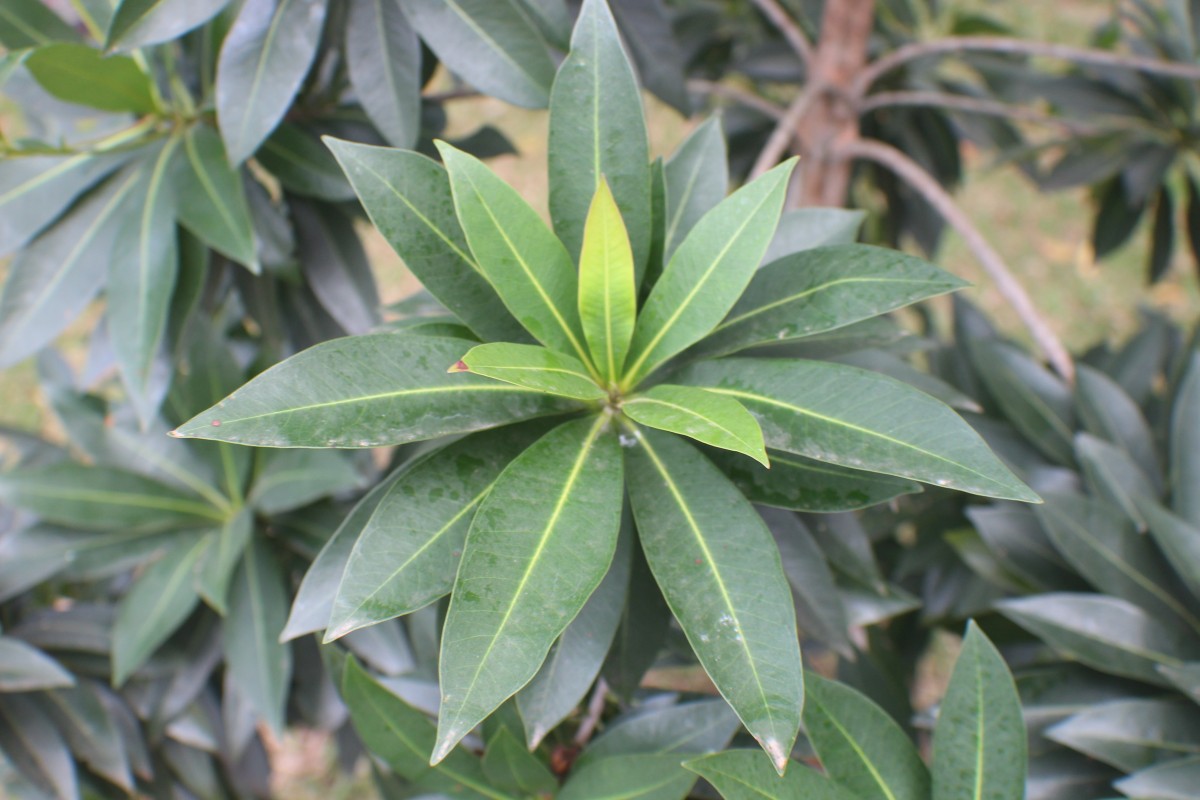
582,699,740,766
459,342,606,401
515,0,571,48
663,117,727,264
40,681,132,791
346,0,421,149
602,533,671,700
224,538,292,733
762,208,866,263
325,138,526,342
548,0,651,278
1092,178,1145,260
712,449,920,512
1149,187,1176,283
1074,364,1161,490
674,358,1038,502
258,124,356,201
1138,499,1200,605
481,727,557,796
624,160,796,386
249,449,362,515
1187,175,1200,282
1075,433,1158,531
106,0,229,50
0,695,77,800
625,429,802,772
434,416,623,762
216,0,327,164
834,348,981,412
1047,698,1200,773
608,0,689,114
25,43,156,113
1114,757,1200,800
172,124,258,271
931,622,1025,800
1160,662,1200,705
1172,353,1200,527
402,0,555,108
0,636,74,691
965,505,1075,592
195,508,253,614
624,384,767,466
172,334,578,447
686,750,860,800
558,753,697,800
0,0,78,48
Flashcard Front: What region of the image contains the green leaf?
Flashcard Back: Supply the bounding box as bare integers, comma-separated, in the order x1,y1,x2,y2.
481,727,557,796
401,0,555,108
434,415,623,762
763,208,866,262
171,334,578,447
216,0,327,164
195,508,254,614
514,0,571,48
931,622,1026,800
548,0,651,278
224,538,292,733
803,672,929,800
258,124,356,201
341,657,506,800
25,43,156,113
602,533,671,700
325,139,526,342
0,695,78,800
623,384,767,466
674,358,1038,502
663,117,728,264
711,448,920,512
437,141,590,363
582,698,740,765
109,173,180,424
459,342,605,401
40,681,132,792
1075,433,1158,531
327,425,548,640
625,428,802,773
0,637,74,691
607,0,689,115
249,449,362,515
558,753,698,800
1046,698,1200,773
686,750,861,800
112,536,207,684
1114,756,1200,800
1074,364,1161,490
1138,499,1200,605
172,124,258,271
997,593,1200,685
1172,353,1200,528
693,245,967,359
0,0,78,48
0,166,144,367
579,178,638,383
345,0,421,149
0,463,221,530
105,0,228,50
623,159,796,387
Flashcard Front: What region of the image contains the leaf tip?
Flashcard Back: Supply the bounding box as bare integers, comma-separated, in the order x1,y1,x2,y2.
448,360,471,373
763,738,790,775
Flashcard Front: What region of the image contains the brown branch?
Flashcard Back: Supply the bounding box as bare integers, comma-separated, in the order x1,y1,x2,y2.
749,0,814,65
573,678,609,747
422,87,483,103
750,86,820,179
688,79,787,120
855,36,1200,97
858,90,1106,134
841,137,1075,382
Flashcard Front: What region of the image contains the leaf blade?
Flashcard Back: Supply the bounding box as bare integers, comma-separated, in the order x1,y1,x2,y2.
623,384,768,466
459,342,606,401
578,178,637,383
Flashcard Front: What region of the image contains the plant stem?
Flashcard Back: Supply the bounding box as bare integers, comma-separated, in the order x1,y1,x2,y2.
688,79,786,120
750,87,819,179
858,90,1105,134
749,0,814,65
573,678,610,747
841,137,1075,382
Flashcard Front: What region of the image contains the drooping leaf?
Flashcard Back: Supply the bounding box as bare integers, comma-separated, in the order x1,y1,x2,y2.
257,124,356,201
1173,353,1200,528
0,637,74,691
711,449,920,512
0,694,78,800
25,43,156,114
401,0,555,108
578,178,638,383
674,357,1038,502
171,334,578,447
325,139,525,342
216,0,327,164
327,424,549,640
1114,757,1200,800
692,245,966,359
623,384,768,466
548,0,651,278
625,428,802,773
622,159,796,387
346,0,421,149
663,117,728,264
686,750,860,800
172,124,258,271
0,0,78,48
481,727,558,796
1074,363,1161,489
1046,698,1200,773
763,208,866,263
437,141,591,364
558,753,698,800
105,0,229,50
458,342,606,401
1075,433,1158,530
930,622,1026,800
602,532,672,700
195,508,254,614
434,415,623,762
1138,499,1200,605
607,0,689,114
292,201,381,334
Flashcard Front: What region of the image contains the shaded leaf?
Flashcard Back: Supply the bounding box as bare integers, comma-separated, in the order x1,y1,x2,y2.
224,538,292,733
558,753,698,800
663,117,728,264
25,43,156,113
1173,353,1200,527
686,750,860,800
712,449,919,513
1138,499,1200,605
1046,698,1200,773
608,0,689,114
173,124,258,271
0,694,77,800
581,698,741,766
1075,433,1158,530
1074,363,1161,490
481,727,557,796
346,0,421,149
0,0,78,48
763,208,866,263
106,0,229,50
258,124,356,201
195,508,254,614
1114,756,1200,800
40,681,132,791
0,636,74,691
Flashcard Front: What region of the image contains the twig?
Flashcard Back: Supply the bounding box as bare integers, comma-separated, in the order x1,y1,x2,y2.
750,86,820,179
855,36,1200,97
688,79,787,120
573,678,609,747
749,0,814,65
841,137,1075,382
858,90,1105,134
423,87,483,103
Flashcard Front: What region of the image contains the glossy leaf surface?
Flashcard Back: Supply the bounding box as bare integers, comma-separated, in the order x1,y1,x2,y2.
711,449,920,512
459,342,605,401
578,178,637,382
623,384,768,466
663,117,727,264
346,0,421,149
687,750,860,800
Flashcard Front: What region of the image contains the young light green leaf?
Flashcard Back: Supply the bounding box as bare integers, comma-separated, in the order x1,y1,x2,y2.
578,178,637,383
345,0,421,149
625,428,802,774
434,415,623,763
803,672,929,800
341,657,506,800
171,334,578,447
674,358,1039,502
0,0,79,48
401,0,555,108
172,124,258,271
437,141,590,363
216,0,327,164
458,342,605,401
24,43,156,114
686,750,861,800
224,538,292,733
693,245,968,359
0,637,74,692
623,384,768,466
763,208,866,263
324,138,525,343
1172,353,1200,528
663,116,727,264
931,622,1027,800
623,159,797,387
548,0,651,277
710,449,920,512
105,0,228,50
558,753,698,800
328,425,548,640
481,727,558,796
